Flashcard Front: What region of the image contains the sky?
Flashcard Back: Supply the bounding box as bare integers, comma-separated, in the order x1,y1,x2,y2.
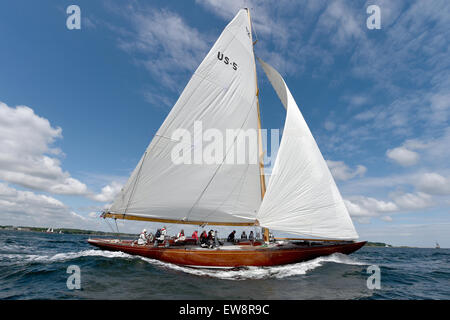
0,0,449,247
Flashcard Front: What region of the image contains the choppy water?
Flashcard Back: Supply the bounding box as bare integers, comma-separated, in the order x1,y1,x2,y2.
0,230,448,299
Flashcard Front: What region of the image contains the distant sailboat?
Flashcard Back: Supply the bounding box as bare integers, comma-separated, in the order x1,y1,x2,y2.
88,9,365,267
436,242,440,249
46,228,54,233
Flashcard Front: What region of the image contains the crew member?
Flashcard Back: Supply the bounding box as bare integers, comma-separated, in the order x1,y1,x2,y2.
137,229,147,245
227,230,236,243
175,229,186,242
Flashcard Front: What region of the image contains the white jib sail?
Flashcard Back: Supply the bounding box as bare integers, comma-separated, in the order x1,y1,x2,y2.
110,9,261,224
256,58,358,240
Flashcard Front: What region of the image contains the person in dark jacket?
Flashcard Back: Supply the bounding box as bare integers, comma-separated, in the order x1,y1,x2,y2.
200,230,208,247
207,230,215,248
241,231,247,240
227,230,236,243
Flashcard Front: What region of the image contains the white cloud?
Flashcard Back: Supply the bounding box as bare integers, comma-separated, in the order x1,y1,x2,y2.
89,181,123,203
416,172,450,196
389,191,433,210
327,160,367,181
0,102,88,195
345,196,398,218
115,5,209,90
386,146,419,166
312,0,364,47
344,190,434,222
0,101,126,205
0,182,90,228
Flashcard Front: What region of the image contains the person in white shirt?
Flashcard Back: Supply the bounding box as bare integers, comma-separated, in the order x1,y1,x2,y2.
158,226,167,241
137,229,148,245
175,229,186,242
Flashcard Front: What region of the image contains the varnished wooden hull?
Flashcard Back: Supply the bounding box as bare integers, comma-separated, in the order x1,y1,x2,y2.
88,238,366,267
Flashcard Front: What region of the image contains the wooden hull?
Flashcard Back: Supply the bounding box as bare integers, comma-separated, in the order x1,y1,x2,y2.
88,238,366,267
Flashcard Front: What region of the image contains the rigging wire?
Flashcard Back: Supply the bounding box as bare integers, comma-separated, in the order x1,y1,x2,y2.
114,218,120,239
103,214,117,234
249,7,259,44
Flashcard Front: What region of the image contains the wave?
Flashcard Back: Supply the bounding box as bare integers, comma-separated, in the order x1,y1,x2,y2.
138,252,368,281
0,243,33,253
2,249,368,280
1,249,134,265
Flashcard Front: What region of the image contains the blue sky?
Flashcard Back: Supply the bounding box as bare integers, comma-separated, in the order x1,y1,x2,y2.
0,0,449,247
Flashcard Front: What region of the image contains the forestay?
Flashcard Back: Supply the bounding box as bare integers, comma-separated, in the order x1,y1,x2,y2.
256,58,359,240
109,9,262,225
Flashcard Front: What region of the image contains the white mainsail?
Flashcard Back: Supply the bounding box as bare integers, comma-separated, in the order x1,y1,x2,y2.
109,9,262,224
256,58,359,240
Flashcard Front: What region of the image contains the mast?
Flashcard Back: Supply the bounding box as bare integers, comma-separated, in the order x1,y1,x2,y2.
246,8,269,242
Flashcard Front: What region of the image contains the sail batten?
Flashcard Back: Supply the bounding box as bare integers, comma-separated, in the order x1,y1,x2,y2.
256,58,358,240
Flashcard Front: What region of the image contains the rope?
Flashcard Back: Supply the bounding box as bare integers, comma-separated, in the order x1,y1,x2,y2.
250,8,259,44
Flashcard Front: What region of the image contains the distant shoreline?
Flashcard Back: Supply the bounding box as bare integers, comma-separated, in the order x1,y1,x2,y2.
0,225,135,237
1,225,442,248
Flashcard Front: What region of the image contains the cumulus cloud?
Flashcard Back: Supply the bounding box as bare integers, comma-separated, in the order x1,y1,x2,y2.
386,146,419,166
0,102,88,195
0,101,125,205
0,182,90,228
327,160,367,181
416,173,450,195
344,196,398,218
389,191,433,210
89,181,123,203
344,190,434,222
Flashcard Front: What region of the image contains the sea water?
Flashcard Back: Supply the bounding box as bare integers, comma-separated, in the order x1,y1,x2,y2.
0,230,448,300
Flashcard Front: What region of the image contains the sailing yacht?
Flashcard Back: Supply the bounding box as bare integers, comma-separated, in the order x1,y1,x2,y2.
88,9,366,267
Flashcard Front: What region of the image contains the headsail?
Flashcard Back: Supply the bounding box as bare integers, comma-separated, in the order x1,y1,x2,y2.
256,58,358,240
108,9,261,225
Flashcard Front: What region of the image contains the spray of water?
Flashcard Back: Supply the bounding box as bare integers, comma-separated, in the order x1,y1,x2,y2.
5,249,367,280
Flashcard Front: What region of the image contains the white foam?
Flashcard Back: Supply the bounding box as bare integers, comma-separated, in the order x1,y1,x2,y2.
2,249,135,264
2,248,367,281
137,252,368,281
